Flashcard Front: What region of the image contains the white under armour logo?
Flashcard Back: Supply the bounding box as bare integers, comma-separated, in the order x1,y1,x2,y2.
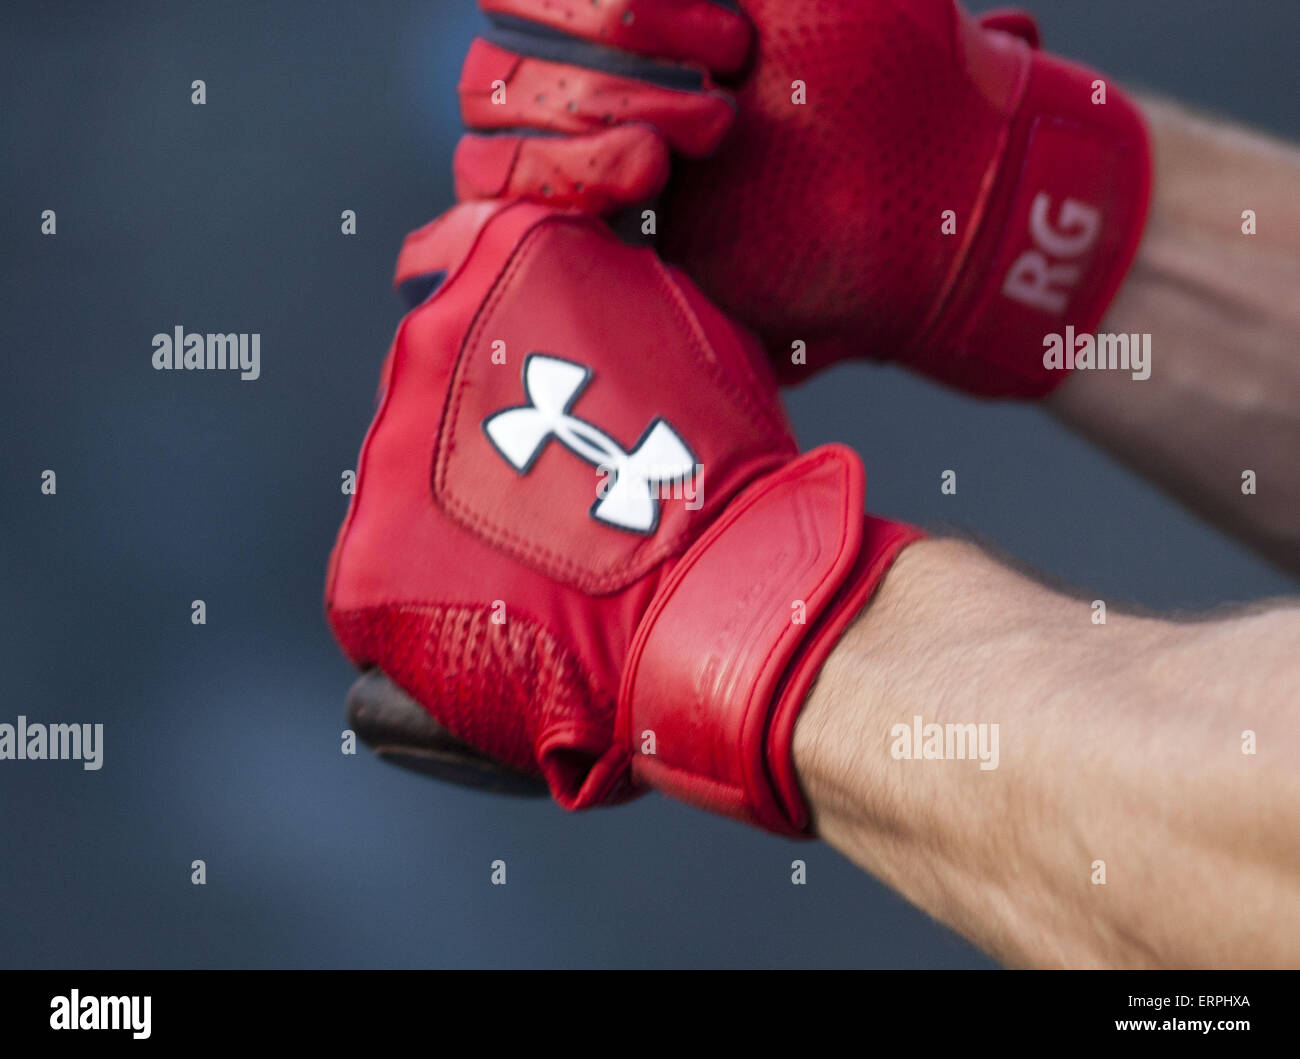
483,354,696,534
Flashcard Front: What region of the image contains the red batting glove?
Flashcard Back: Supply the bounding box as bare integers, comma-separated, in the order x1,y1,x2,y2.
325,200,920,835
455,0,1152,398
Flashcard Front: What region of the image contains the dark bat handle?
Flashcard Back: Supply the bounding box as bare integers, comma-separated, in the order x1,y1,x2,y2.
347,670,549,797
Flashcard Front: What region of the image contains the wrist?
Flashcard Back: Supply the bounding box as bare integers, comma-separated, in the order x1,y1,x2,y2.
790,537,1188,965
792,538,965,834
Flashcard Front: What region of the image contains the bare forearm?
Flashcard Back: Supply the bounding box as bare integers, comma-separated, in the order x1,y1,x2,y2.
793,537,1300,968
1047,95,1300,574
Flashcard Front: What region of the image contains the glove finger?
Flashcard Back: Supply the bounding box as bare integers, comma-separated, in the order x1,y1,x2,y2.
347,670,549,797
482,0,751,77
460,38,736,158
454,126,670,214
977,8,1042,48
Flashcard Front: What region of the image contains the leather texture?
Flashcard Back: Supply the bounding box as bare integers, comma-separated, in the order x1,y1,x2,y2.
326,200,920,834
455,0,1152,399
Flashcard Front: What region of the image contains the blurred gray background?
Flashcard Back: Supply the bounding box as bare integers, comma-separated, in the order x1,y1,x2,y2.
1,1,1295,968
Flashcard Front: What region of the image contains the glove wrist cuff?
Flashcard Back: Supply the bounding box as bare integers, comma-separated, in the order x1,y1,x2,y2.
617,445,920,836
916,46,1153,398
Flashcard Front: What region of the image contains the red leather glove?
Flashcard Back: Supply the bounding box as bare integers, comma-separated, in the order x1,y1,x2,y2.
455,0,1152,398
325,199,920,835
